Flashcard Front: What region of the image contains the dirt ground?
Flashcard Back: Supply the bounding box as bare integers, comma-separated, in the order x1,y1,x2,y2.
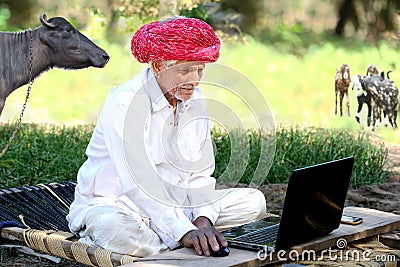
0,142,399,266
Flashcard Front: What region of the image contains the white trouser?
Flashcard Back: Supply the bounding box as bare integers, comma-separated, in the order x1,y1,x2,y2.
78,188,266,257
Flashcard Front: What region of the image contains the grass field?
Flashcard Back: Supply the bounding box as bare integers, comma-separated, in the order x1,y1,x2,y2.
0,25,397,190
0,123,388,189
1,32,398,141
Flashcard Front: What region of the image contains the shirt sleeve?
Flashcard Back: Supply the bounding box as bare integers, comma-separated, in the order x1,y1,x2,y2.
100,87,197,248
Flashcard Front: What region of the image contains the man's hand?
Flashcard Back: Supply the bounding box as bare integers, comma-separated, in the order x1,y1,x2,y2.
192,216,213,228
179,216,228,256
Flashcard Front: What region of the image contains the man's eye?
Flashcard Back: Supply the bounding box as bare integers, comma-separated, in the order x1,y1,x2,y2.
178,69,190,74
178,66,205,74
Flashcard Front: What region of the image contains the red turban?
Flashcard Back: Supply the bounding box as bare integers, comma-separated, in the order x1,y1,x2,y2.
131,17,221,63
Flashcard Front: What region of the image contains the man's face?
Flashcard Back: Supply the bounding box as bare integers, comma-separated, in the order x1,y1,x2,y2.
157,61,205,101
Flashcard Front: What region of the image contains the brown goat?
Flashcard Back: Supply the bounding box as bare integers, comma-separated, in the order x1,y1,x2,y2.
335,64,351,117
366,64,379,76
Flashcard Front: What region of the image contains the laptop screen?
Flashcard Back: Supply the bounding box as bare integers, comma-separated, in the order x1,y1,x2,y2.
275,156,354,251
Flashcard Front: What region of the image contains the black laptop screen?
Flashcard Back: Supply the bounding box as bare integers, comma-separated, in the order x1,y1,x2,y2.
274,156,354,251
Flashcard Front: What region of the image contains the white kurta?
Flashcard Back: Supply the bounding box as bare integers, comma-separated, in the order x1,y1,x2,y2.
67,68,220,249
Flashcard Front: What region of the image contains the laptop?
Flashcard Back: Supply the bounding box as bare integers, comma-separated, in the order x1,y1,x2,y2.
222,156,355,252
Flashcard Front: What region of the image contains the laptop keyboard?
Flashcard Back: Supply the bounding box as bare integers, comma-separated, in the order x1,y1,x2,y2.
232,223,279,244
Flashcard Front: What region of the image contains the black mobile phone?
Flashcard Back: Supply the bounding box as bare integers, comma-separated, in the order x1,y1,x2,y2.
341,215,363,225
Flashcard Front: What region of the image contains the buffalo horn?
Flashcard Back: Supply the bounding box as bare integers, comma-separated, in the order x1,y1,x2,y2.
39,14,56,28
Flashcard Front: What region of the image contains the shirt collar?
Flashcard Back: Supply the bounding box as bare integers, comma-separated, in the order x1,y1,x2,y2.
146,69,170,112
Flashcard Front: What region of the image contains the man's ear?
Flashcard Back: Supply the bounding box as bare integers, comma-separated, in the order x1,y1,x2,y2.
151,60,165,76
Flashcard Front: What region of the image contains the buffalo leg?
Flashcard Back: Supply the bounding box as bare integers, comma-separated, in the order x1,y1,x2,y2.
0,98,4,116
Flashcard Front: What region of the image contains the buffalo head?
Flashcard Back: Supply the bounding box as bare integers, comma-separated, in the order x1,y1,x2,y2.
38,14,109,69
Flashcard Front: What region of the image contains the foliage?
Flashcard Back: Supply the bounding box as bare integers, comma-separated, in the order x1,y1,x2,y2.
255,21,397,56
109,0,159,21
212,127,275,186
270,126,389,188
335,0,400,43
179,2,211,24
0,123,92,188
0,5,11,31
218,0,267,34
1,0,399,45
0,123,389,190
0,0,37,30
213,125,388,188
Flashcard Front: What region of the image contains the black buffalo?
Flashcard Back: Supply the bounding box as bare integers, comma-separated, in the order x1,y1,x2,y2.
0,14,110,115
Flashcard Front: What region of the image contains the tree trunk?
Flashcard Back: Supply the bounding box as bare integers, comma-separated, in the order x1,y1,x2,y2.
334,0,354,36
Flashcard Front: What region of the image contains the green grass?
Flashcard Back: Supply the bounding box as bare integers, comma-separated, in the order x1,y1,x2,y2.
270,125,388,188
0,123,93,188
1,35,398,141
0,123,388,189
0,19,396,190
212,125,388,189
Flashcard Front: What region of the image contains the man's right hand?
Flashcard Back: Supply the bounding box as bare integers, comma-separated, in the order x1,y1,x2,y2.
179,226,228,256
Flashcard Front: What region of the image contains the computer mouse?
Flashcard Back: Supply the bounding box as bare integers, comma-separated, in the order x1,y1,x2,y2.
209,243,230,257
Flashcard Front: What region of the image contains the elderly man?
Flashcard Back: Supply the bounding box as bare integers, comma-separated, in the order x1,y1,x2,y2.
67,16,266,257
